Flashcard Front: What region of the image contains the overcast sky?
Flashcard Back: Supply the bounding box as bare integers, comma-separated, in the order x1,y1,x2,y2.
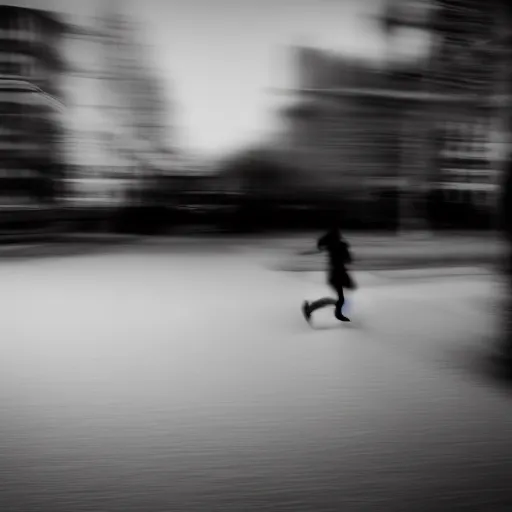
126,0,391,157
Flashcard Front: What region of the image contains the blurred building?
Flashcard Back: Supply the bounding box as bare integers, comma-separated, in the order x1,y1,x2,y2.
281,41,500,214
0,5,66,209
61,6,173,209
431,0,499,209
437,119,496,208
102,10,171,155
281,46,426,198
61,15,132,209
0,5,65,96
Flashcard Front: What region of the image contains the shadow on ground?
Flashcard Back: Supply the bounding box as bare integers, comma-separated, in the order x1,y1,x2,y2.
438,340,512,395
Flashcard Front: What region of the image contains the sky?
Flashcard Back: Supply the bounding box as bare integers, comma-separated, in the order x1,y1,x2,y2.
5,0,432,158
126,0,391,157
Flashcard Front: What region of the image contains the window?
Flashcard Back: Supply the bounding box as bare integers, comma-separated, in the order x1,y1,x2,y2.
0,102,23,115
16,12,25,39
29,15,39,44
12,11,22,39
22,55,34,77
0,52,23,76
4,12,19,39
25,13,34,42
16,13,32,41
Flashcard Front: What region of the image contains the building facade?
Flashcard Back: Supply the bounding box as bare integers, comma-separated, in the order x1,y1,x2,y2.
0,3,174,222
282,47,425,193
61,6,172,209
0,5,66,209
436,113,496,207
61,14,131,208
281,42,500,227
430,0,500,210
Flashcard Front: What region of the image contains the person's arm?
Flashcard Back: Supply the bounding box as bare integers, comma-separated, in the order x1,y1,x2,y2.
317,233,328,251
298,247,321,256
298,237,325,256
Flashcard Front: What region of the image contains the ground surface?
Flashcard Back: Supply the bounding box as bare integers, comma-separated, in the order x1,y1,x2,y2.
0,231,505,270
0,242,510,511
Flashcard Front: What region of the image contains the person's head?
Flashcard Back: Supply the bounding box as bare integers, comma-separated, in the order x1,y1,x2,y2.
327,224,341,239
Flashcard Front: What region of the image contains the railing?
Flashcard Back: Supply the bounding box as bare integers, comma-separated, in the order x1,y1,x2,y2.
0,79,65,112
272,86,512,106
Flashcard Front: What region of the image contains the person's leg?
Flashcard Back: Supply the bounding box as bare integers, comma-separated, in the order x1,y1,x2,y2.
303,297,336,323
303,276,348,322
334,285,350,321
308,297,337,313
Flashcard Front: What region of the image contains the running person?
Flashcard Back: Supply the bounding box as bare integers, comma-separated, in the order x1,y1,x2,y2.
302,226,355,323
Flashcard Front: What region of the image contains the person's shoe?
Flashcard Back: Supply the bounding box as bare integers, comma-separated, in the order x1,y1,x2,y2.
335,311,350,322
302,301,311,322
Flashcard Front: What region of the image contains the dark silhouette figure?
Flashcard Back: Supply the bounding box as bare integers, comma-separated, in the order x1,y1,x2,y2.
302,227,356,323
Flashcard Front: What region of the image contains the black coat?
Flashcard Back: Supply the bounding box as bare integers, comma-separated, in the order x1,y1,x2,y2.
317,232,356,290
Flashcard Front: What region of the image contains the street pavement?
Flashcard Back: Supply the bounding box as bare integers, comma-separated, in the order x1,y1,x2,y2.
0,231,505,271
0,245,511,511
